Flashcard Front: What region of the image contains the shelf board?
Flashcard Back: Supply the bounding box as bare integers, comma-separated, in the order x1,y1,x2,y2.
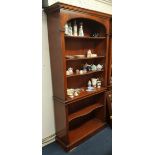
65,35,106,40
69,118,104,145
69,103,104,122
67,70,104,78
66,87,106,103
66,56,105,61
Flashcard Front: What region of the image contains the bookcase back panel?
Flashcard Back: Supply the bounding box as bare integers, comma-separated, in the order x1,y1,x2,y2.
67,72,105,88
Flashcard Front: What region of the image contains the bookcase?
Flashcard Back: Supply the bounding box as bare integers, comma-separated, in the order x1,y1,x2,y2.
44,2,111,151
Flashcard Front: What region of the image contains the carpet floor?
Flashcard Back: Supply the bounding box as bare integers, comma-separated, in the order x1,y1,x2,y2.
42,126,112,155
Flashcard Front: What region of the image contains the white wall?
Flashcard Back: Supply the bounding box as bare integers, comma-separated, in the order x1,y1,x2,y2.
48,0,112,14
42,11,55,146
42,0,112,147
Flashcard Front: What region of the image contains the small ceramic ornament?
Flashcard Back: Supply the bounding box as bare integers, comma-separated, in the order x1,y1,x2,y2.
91,54,97,57
79,70,83,74
74,91,78,96
87,50,92,58
68,67,73,74
88,80,92,88
91,78,98,87
73,20,78,36
83,69,87,74
97,80,101,88
96,64,103,71
68,23,73,36
79,22,84,36
66,70,70,75
91,64,97,71
76,69,80,74
65,23,69,35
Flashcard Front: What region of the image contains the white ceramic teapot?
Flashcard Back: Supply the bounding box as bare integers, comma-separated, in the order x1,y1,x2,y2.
96,64,103,71
91,64,97,71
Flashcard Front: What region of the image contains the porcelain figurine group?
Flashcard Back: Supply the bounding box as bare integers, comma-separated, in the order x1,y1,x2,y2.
67,77,102,98
65,21,84,37
87,50,97,58
67,88,84,98
87,78,102,91
66,63,103,76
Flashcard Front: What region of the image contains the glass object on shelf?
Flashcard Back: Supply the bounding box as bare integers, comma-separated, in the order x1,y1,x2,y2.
91,32,100,37
79,22,84,36
73,20,78,36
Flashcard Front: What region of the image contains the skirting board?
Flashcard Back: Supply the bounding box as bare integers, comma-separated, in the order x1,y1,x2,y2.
42,134,56,147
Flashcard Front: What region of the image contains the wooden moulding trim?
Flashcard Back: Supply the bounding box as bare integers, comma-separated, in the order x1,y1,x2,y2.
44,2,112,18
53,96,65,104
56,136,68,151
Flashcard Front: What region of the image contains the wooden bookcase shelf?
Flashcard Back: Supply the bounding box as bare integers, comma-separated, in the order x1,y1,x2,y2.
44,2,111,151
67,70,104,78
65,35,106,40
66,56,105,61
69,118,105,145
68,102,104,122
66,87,106,103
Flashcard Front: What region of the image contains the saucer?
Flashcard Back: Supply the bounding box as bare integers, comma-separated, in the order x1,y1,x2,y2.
86,87,95,92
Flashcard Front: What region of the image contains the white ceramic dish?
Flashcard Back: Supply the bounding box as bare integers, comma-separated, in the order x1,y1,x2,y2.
74,55,85,58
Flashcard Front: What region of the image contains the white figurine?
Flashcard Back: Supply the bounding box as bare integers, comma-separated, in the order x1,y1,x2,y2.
88,80,92,88
65,23,68,35
68,23,73,36
87,50,92,58
79,22,84,36
68,67,73,74
73,20,77,36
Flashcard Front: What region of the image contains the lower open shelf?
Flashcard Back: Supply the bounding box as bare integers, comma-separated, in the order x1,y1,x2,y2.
69,118,104,145
68,103,104,122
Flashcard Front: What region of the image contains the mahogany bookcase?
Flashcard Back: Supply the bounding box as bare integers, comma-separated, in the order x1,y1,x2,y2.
44,2,112,151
